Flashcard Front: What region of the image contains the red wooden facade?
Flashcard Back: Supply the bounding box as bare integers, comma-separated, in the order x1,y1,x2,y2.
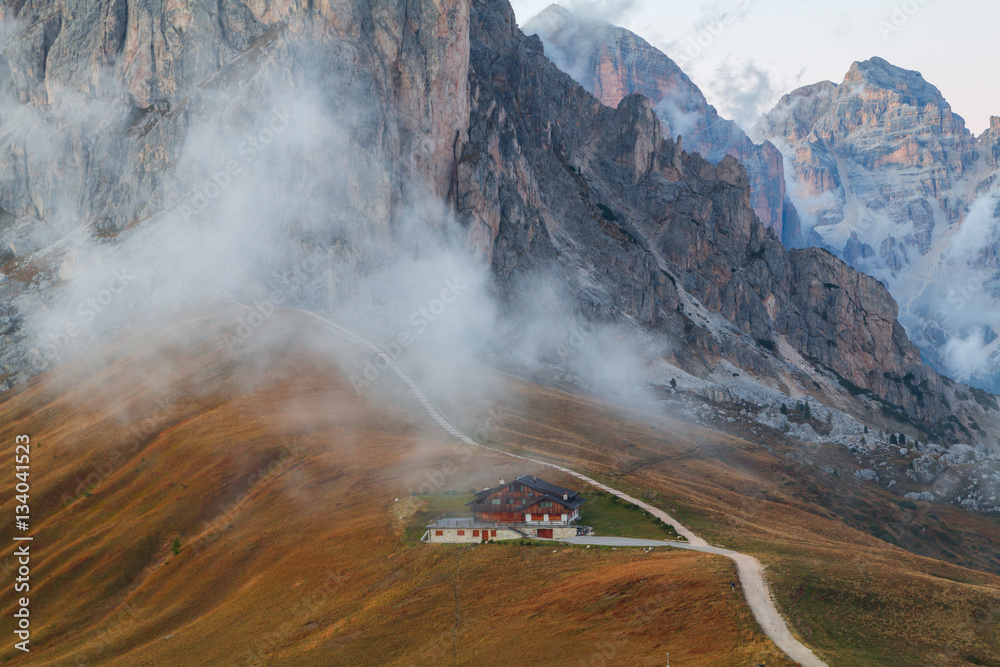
467,475,585,525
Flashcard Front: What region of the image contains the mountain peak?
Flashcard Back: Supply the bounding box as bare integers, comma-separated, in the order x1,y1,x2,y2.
525,3,590,33
844,57,946,107
535,3,569,18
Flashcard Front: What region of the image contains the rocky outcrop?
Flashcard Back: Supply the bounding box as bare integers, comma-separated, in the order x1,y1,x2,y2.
523,5,794,243
0,0,471,233
458,2,995,441
756,57,977,252
980,116,1000,172
757,57,1000,393
0,0,474,384
0,0,996,445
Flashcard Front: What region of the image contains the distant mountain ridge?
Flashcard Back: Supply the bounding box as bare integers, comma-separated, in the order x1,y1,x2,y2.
523,5,799,245
756,57,1000,392
0,0,996,452
524,6,1000,395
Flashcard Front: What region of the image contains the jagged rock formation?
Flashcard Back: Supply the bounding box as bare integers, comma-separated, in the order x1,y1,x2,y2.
756,57,1000,392
523,5,798,245
0,0,996,447
980,115,1000,174
457,2,995,443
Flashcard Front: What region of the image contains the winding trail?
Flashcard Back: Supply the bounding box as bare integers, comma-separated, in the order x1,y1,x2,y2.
295,308,827,667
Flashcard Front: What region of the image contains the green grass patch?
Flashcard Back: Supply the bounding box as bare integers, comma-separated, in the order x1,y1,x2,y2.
578,492,681,541
405,491,682,544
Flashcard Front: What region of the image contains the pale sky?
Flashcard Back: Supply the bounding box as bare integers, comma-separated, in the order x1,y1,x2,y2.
509,0,1000,135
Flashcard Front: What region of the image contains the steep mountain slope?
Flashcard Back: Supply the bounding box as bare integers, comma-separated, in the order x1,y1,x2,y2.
756,58,1000,392
455,373,1000,667
5,304,1000,665
0,305,794,666
455,1,997,445
0,0,997,487
522,4,798,244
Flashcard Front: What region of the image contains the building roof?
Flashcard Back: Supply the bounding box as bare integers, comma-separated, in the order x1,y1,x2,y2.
468,482,509,504
515,492,585,512
515,474,576,497
467,474,585,511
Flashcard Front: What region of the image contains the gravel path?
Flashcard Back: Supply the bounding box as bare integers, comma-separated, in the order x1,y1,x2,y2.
559,536,735,553
297,308,828,667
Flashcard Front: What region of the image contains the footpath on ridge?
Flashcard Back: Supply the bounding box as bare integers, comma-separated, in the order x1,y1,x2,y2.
293,306,828,667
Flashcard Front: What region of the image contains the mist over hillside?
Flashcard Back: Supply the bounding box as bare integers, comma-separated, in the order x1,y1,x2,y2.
757,59,1000,395
2,0,1000,664
0,0,999,495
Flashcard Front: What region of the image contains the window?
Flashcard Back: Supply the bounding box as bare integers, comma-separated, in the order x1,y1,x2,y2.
473,530,480,537
491,530,497,537
457,530,465,536
540,501,553,508
435,531,443,536
491,498,501,505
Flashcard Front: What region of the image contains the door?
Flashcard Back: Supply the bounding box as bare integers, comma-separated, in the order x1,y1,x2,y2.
537,528,553,539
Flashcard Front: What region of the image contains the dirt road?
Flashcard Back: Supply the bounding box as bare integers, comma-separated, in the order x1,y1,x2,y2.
298,308,828,667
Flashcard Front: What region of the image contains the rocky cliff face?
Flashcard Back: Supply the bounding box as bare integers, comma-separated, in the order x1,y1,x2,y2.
0,0,471,241
522,5,795,245
756,57,1000,393
980,116,1000,172
0,0,996,447
457,2,995,443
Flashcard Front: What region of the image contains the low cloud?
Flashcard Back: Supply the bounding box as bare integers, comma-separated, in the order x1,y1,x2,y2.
706,57,793,130
661,0,752,68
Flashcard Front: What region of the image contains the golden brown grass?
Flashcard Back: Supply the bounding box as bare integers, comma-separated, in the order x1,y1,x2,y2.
0,306,791,666
454,375,1000,666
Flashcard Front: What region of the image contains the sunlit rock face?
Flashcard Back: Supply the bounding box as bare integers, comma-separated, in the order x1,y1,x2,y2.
523,5,794,244
0,0,997,445
758,57,1000,392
